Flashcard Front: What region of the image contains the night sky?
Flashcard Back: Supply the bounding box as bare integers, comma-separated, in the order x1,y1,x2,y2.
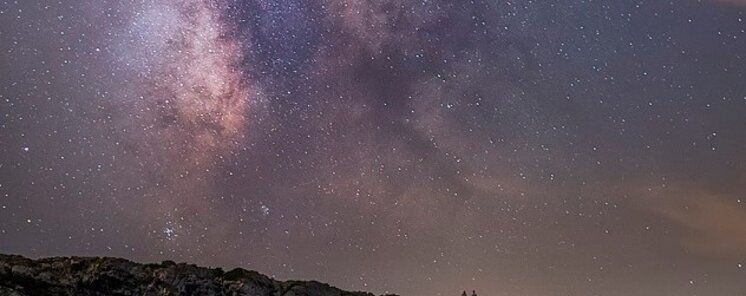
2,0,746,295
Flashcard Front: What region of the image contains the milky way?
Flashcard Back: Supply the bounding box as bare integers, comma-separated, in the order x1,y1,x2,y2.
2,1,746,295
111,0,258,248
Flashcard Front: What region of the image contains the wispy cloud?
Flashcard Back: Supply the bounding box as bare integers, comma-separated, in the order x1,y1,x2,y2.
644,188,746,257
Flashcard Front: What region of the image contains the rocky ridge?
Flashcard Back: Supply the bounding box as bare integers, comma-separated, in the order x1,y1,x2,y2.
0,254,394,296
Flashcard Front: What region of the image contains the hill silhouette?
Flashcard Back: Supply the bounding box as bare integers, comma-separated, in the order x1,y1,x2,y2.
0,254,397,296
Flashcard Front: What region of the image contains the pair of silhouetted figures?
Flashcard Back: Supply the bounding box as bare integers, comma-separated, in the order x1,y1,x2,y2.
461,291,477,296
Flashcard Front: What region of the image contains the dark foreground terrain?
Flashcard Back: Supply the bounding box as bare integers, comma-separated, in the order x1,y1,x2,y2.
0,254,393,296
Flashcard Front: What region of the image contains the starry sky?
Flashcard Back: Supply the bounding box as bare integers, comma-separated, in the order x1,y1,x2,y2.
1,0,746,295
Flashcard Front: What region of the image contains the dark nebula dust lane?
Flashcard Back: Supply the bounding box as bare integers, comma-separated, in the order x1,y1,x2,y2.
2,1,746,295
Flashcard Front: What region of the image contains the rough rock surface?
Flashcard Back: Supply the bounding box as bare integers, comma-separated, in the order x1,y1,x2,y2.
0,254,394,296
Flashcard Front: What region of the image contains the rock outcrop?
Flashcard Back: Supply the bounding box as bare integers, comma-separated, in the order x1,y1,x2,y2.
0,254,392,296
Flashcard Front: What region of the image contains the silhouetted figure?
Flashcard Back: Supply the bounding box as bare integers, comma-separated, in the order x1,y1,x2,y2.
461,291,467,296
472,290,477,296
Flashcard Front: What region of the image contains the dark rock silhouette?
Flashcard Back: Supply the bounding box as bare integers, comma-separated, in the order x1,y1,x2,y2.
0,254,397,296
